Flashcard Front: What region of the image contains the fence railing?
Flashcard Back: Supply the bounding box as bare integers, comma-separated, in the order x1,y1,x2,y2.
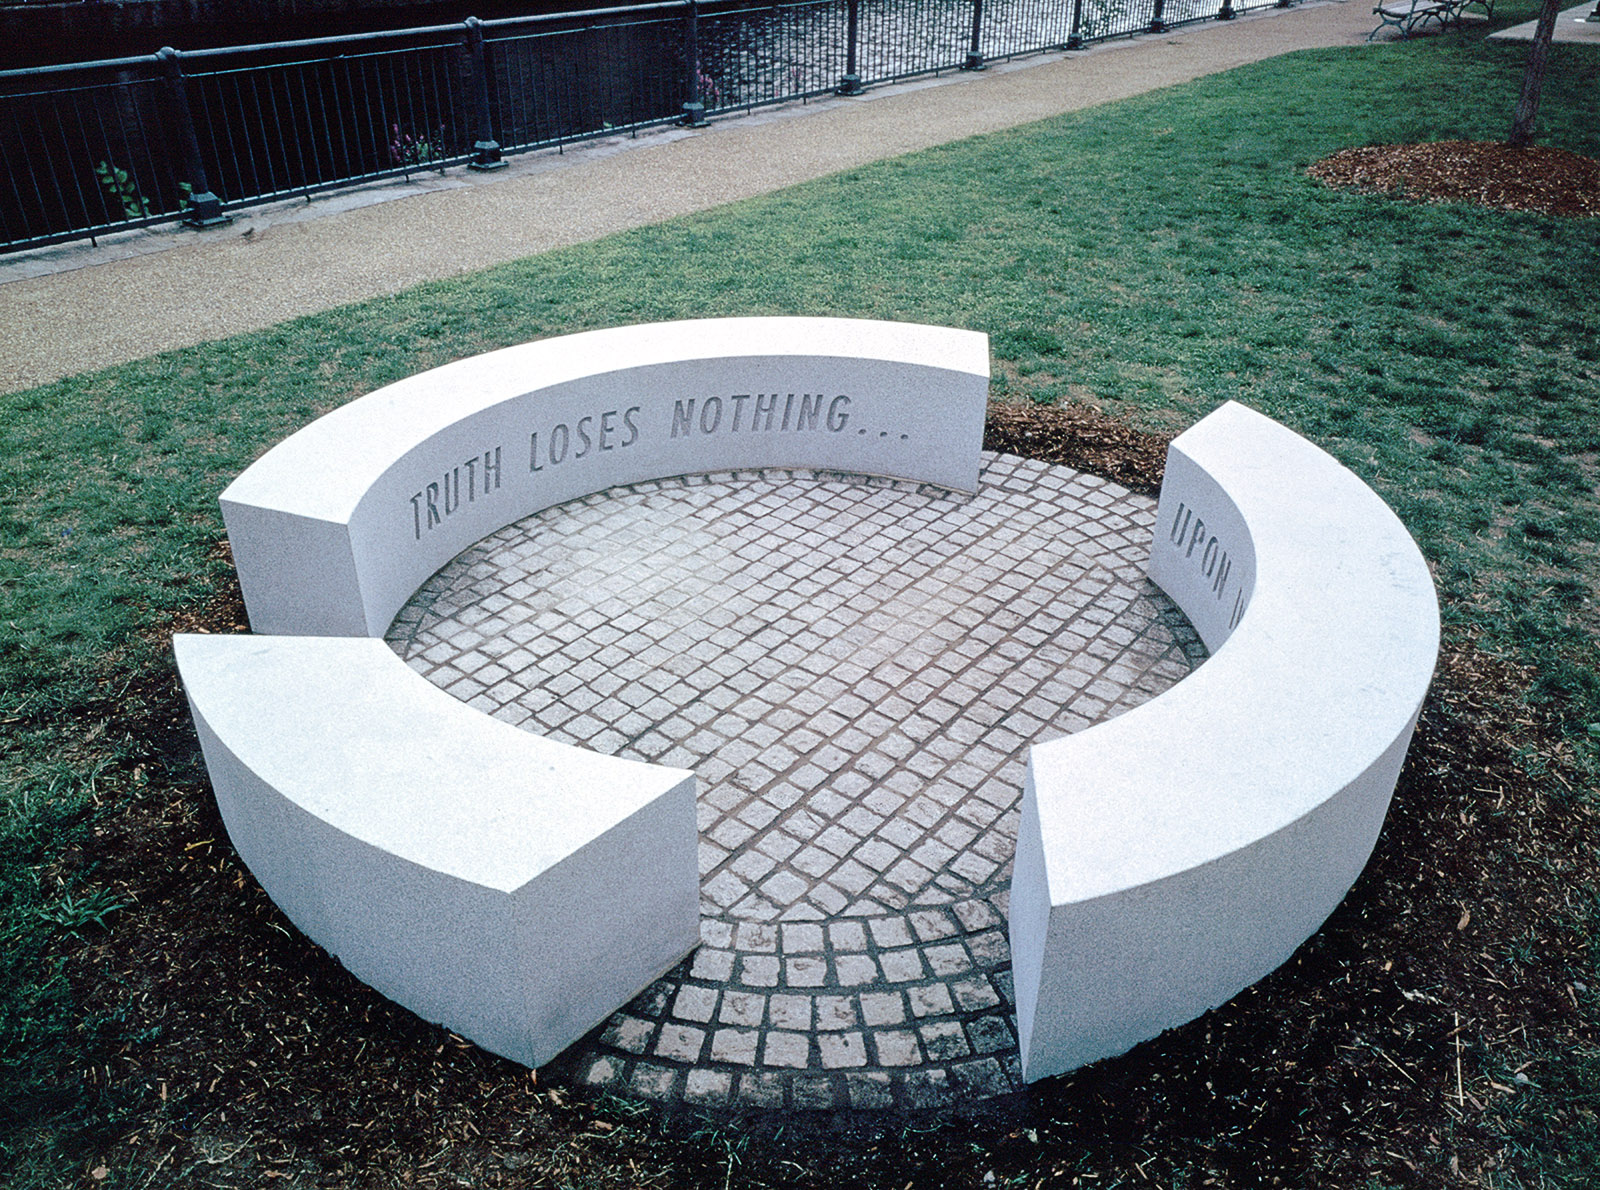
0,0,1287,253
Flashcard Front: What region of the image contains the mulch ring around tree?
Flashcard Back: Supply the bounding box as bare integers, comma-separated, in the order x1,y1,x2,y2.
1307,140,1600,217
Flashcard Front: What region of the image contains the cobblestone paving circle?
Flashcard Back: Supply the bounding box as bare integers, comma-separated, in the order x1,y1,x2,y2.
386,452,1207,1112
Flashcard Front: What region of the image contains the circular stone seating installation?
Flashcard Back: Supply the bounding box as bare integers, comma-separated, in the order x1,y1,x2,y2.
386,458,1205,1108
173,318,1439,1092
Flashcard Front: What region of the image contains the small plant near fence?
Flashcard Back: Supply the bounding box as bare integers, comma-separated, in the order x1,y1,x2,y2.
698,69,723,108
388,123,448,173
93,160,151,221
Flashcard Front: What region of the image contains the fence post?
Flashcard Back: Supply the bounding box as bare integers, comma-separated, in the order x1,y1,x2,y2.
157,48,229,228
1150,0,1168,32
465,17,506,170
964,0,986,70
1066,0,1085,47
838,0,863,94
680,0,709,126
1218,0,1236,18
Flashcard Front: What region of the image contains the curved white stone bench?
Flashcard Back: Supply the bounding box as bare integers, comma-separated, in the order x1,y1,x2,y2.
176,318,991,1069
1008,401,1439,1082
221,317,991,638
173,634,697,1068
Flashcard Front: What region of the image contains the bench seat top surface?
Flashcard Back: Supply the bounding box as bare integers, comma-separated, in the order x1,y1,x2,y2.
222,317,990,523
174,633,692,893
1031,403,1439,904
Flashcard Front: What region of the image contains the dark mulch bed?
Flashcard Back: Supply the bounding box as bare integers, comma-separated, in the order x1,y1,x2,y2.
982,399,1169,496
36,401,1598,1188
1308,141,1600,218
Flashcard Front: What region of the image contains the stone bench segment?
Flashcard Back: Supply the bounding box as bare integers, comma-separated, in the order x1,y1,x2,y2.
174,633,697,1069
1008,401,1439,1082
221,317,991,637
182,317,987,1073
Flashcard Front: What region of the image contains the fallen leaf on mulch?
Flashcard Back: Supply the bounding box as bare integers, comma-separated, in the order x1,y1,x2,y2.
1308,140,1600,217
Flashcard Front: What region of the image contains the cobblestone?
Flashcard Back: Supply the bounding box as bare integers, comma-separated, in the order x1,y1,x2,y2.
388,455,1204,1110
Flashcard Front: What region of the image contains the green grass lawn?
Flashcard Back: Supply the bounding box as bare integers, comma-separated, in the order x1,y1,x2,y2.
2,7,1598,1186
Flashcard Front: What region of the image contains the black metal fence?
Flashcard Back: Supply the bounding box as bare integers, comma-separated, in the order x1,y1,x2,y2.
0,0,1287,253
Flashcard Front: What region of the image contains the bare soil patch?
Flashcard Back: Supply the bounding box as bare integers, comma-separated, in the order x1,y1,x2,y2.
1308,141,1600,217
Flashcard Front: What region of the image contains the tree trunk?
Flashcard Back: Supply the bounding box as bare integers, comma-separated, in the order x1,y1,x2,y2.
1508,0,1564,146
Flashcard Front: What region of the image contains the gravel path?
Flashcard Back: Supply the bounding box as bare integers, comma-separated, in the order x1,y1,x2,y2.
0,0,1375,395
